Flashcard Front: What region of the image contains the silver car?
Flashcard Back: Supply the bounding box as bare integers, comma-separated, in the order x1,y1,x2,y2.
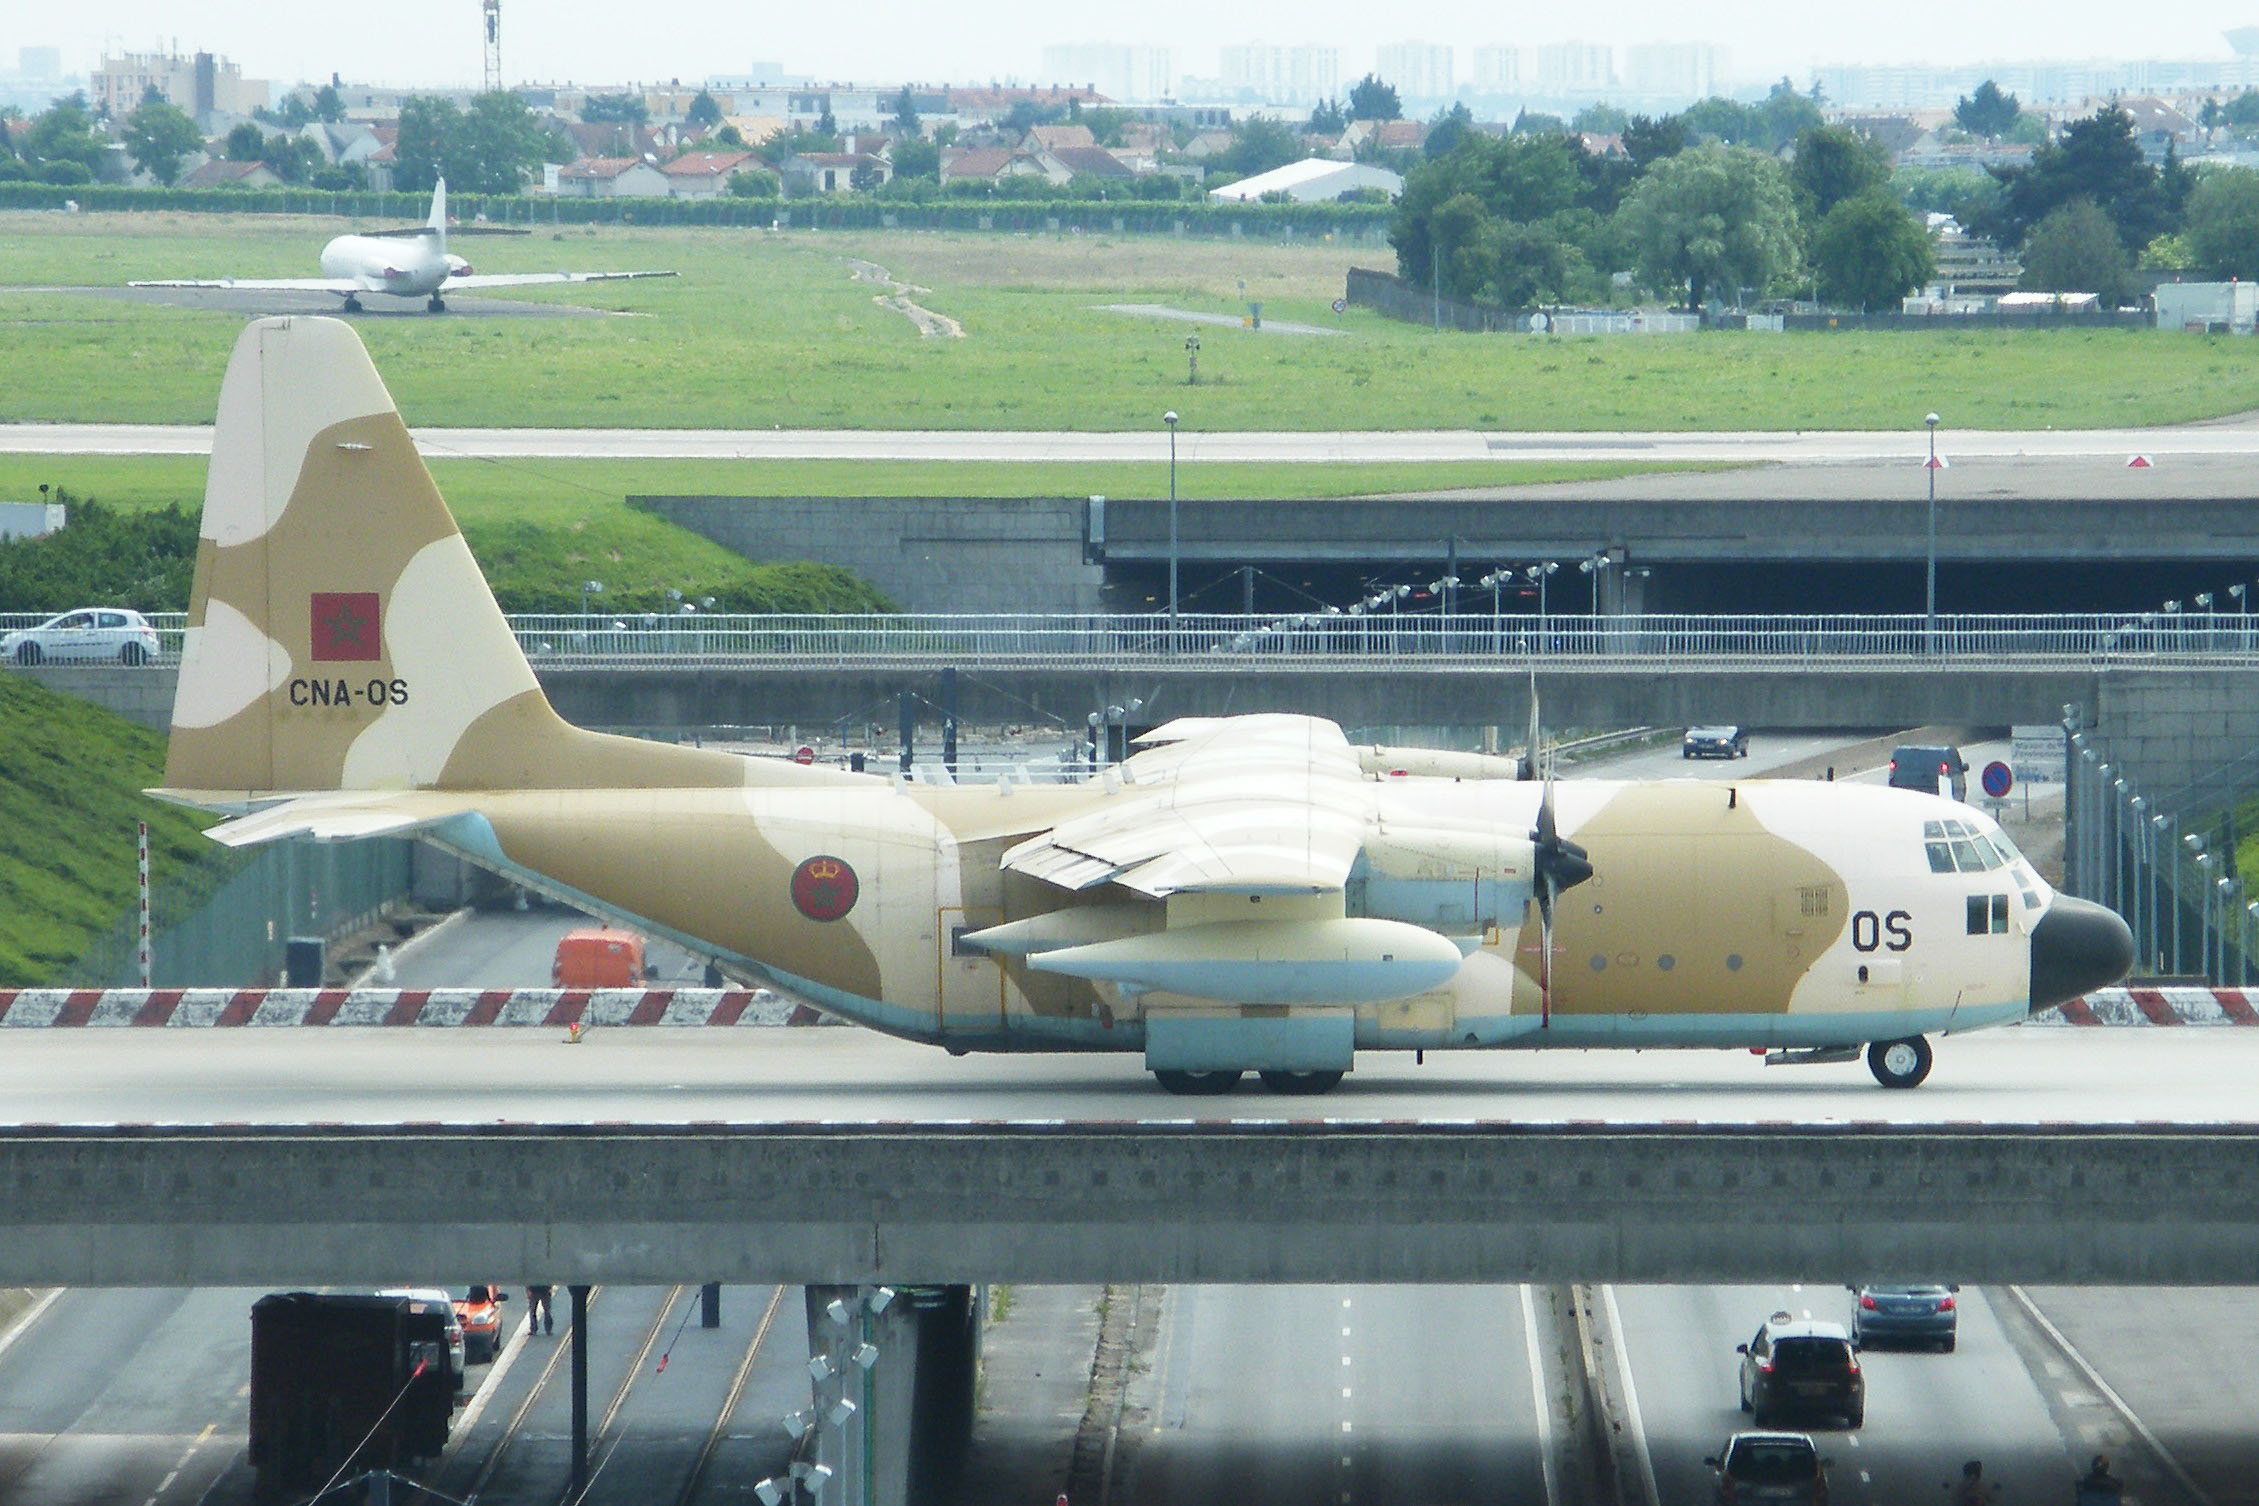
2,607,162,666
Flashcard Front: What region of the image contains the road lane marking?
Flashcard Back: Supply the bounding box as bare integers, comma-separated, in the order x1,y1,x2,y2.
1600,1286,1661,1506
1519,1285,1559,1506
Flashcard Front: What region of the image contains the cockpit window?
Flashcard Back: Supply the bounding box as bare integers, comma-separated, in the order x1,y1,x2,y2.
1921,820,2024,874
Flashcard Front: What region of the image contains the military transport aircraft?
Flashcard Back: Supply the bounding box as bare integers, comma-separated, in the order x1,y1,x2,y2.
130,178,674,313
151,318,2134,1095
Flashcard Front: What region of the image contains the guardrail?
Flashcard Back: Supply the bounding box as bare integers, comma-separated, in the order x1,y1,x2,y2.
12,610,2259,670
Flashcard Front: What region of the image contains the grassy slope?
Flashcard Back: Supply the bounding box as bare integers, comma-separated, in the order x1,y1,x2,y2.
2,214,2258,430
0,673,214,986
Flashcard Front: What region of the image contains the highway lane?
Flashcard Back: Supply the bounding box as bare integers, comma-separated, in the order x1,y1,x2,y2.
8,423,2259,462
1125,1284,1546,1506
0,1028,2249,1126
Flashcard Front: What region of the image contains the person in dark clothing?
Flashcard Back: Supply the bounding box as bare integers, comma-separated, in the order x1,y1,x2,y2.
526,1284,554,1334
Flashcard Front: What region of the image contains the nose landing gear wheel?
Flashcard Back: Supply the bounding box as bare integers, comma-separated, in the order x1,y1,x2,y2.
1258,1069,1345,1095
1152,1069,1243,1095
428,294,447,312
1867,1035,1933,1088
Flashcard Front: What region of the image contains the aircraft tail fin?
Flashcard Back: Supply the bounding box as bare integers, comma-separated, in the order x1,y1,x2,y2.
427,176,447,240
159,317,852,803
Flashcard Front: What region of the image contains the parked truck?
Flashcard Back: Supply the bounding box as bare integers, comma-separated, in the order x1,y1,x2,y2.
249,1292,455,1502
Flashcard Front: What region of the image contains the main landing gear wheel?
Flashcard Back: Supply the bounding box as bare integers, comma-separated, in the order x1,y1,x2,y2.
1867,1035,1933,1089
342,295,363,312
1258,1069,1345,1095
1153,1069,1243,1096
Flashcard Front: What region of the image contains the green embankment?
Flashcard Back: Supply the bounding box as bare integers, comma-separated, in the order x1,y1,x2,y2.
0,674,214,987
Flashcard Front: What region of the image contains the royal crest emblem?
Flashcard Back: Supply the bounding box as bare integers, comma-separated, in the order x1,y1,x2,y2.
790,854,859,922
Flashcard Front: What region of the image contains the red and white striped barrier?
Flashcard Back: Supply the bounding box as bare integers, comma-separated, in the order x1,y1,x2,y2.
0,988,808,1028
2034,987,2259,1026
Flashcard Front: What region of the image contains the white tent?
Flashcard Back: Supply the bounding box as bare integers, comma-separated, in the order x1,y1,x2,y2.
1208,157,1403,204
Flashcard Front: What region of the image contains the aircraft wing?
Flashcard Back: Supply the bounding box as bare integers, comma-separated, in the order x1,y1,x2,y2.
161,790,489,847
446,270,678,288
129,278,365,292
1002,714,1370,896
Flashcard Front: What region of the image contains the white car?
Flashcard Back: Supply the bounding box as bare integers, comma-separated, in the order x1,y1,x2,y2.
2,607,162,666
378,1288,468,1390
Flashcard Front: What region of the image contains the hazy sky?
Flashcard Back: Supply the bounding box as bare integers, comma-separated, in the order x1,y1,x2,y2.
22,0,2256,95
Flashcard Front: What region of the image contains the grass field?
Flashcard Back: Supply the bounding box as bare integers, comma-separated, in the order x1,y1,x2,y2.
4,211,2259,431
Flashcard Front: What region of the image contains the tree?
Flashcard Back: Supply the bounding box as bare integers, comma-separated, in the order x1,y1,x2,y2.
581,92,647,124
2183,166,2259,279
124,95,202,185
1220,116,1302,178
726,166,781,196
1391,130,1587,293
1757,79,1824,150
22,95,106,177
2228,91,2259,131
1424,102,1475,160
1986,105,2170,254
1790,124,1890,220
1348,74,1401,122
1679,95,1762,146
224,122,267,161
1954,80,2020,140
1810,189,1934,311
1571,102,1629,134
890,136,939,181
451,90,550,193
314,84,346,123
1616,142,1802,309
688,90,723,128
815,104,839,141
1622,113,1687,169
391,95,459,192
2018,197,2136,305
1308,97,1347,136
890,86,918,137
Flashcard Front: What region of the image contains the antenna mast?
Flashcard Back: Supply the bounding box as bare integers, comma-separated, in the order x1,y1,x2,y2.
482,0,501,92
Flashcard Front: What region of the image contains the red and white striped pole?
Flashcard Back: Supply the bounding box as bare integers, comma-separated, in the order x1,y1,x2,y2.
137,821,151,988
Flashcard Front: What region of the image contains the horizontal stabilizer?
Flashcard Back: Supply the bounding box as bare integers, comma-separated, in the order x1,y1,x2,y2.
1028,916,1462,1006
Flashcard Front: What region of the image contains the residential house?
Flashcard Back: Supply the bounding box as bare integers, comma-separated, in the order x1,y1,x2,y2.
1178,129,1237,159
780,151,891,194
563,119,664,162
1338,119,1425,154
937,146,1073,186
1026,123,1096,152
556,156,671,197
1049,145,1136,182
660,150,757,197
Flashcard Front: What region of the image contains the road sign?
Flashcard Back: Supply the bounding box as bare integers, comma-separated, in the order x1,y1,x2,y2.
793,745,815,765
1982,760,2013,799
2010,724,2065,783
1331,297,1347,314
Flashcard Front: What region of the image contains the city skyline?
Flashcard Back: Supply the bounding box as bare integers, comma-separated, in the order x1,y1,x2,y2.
18,1,2259,102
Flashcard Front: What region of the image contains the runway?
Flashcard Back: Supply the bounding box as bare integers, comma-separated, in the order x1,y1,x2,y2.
6,419,2259,462
2,284,627,320
0,1027,2247,1127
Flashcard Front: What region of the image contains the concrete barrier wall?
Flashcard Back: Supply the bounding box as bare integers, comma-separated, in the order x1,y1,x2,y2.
1,1125,2252,1288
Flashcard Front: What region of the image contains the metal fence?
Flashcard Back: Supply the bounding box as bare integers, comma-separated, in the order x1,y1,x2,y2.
18,610,2259,671
2065,713,2258,985
64,838,416,989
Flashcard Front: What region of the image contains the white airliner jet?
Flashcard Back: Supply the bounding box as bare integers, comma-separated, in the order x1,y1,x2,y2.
130,178,675,313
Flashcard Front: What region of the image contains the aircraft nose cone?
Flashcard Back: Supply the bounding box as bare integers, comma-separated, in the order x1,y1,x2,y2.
2029,894,2135,1013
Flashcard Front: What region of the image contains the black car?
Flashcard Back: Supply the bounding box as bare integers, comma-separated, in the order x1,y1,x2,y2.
1738,1314,1864,1428
1684,725,1750,759
1887,744,1967,801
1849,1282,1958,1350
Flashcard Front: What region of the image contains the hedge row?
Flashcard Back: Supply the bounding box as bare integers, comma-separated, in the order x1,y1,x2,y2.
0,180,1393,237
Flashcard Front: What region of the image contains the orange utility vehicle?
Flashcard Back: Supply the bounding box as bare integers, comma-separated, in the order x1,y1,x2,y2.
551,928,648,988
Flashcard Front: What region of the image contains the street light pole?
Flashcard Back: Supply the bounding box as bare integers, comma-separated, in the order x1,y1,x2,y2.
1164,410,1179,650
1924,412,1940,656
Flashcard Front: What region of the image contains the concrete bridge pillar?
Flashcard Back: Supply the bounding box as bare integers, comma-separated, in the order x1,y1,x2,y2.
799,1283,955,1506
